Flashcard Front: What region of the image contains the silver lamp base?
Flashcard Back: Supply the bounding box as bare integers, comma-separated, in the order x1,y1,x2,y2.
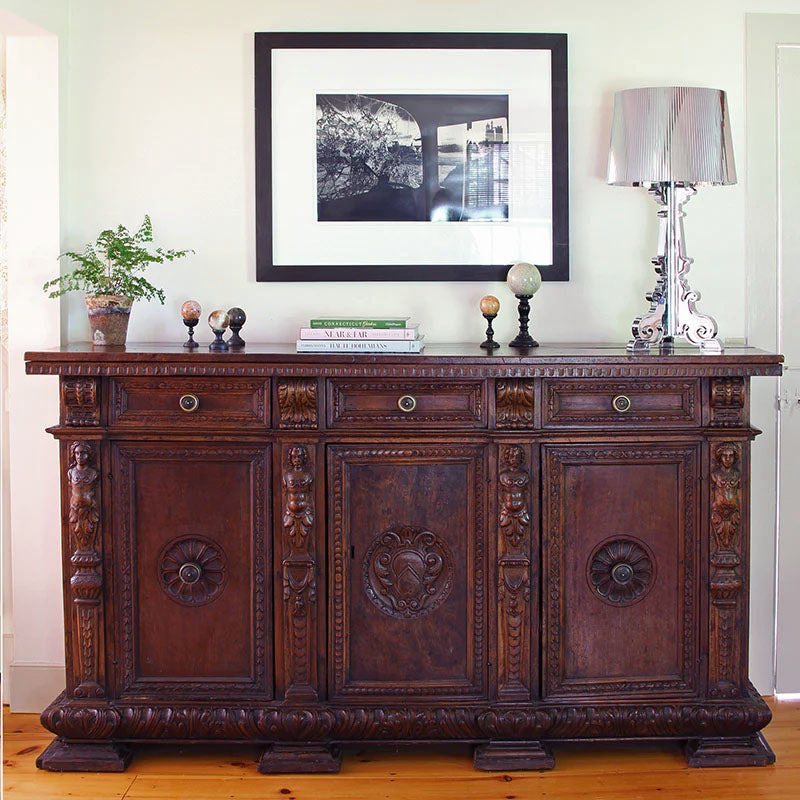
628,183,722,354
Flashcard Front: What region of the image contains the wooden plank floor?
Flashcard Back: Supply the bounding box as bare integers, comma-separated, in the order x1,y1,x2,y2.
3,699,798,799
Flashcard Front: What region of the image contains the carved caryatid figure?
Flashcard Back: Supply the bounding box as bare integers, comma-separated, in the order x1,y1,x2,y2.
283,445,314,550
499,446,530,550
69,441,100,551
710,444,741,552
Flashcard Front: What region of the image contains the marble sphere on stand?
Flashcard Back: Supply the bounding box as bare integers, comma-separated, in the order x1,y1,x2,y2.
479,295,500,316
208,310,230,332
180,300,202,321
506,262,542,297
506,262,542,349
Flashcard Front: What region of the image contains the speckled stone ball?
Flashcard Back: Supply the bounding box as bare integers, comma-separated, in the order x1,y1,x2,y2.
208,310,230,331
479,295,500,315
227,307,246,327
180,300,202,321
506,262,542,297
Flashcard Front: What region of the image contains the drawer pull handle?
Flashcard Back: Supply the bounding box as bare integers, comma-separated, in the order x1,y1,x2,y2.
179,394,200,413
611,562,634,585
397,394,417,412
612,394,631,413
178,562,202,585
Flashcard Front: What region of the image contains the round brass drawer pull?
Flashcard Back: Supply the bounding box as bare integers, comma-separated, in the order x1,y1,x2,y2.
612,394,632,413
178,562,203,585
179,394,200,413
397,394,417,412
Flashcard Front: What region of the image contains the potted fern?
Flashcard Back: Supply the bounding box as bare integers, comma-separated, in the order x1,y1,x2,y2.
43,215,193,345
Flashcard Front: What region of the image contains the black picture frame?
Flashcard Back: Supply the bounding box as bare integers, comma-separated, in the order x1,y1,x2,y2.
255,32,569,282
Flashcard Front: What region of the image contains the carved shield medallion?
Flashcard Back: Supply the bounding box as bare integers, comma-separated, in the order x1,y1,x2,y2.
363,526,454,619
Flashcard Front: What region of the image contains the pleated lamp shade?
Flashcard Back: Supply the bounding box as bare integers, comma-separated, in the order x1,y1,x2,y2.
607,87,736,186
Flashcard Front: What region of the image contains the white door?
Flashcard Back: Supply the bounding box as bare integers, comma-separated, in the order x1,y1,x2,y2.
775,43,800,694
746,14,800,695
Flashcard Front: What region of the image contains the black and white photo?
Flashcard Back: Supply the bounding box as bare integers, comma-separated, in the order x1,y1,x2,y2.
316,93,509,223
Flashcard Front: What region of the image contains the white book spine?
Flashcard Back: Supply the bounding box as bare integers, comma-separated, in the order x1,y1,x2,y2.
299,327,419,340
296,339,425,353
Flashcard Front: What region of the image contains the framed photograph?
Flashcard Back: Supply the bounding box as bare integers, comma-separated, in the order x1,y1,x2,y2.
255,32,568,282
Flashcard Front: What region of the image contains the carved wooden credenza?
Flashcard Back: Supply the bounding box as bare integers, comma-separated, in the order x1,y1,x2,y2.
25,344,782,773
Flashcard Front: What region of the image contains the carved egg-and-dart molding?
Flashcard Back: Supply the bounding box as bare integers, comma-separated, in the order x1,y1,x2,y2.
363,526,454,619
157,535,228,607
587,536,656,607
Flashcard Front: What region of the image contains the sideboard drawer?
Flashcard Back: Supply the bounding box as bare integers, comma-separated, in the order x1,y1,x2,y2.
542,378,700,428
110,378,270,427
328,379,485,428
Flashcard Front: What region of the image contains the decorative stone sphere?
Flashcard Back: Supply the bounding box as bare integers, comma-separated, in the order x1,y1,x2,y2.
479,295,500,315
227,307,246,327
208,310,230,331
180,300,201,321
506,262,542,297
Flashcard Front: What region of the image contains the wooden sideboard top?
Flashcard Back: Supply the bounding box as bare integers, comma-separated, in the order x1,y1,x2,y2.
25,343,783,378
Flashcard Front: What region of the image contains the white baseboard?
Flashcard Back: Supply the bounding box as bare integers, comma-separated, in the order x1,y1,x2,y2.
2,633,14,704
8,661,65,713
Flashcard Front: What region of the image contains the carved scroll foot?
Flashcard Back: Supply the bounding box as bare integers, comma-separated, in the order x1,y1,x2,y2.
684,733,775,767
474,741,555,771
258,742,342,774
36,738,132,772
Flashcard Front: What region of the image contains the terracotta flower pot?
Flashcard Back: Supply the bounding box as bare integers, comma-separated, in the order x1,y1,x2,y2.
85,294,133,346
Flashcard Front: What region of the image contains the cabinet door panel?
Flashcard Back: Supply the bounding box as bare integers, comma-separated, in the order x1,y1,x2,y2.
542,443,700,699
113,443,271,698
329,445,487,701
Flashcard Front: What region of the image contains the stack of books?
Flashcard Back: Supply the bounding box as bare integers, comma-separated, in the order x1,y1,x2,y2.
296,318,424,353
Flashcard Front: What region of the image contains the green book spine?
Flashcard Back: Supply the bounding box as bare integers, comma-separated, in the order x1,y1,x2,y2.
309,318,409,329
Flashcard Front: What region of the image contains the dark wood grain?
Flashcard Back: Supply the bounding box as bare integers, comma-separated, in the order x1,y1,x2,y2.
26,345,782,773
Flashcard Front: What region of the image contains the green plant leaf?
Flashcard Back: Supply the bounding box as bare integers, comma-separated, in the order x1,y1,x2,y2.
44,214,191,304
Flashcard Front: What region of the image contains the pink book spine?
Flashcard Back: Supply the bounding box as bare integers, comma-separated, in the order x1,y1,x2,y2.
299,327,418,340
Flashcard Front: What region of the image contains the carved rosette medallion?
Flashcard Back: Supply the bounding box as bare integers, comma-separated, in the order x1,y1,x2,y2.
709,441,744,698
281,444,318,701
363,526,454,619
496,379,535,429
587,537,656,606
157,536,227,606
709,378,746,428
67,440,104,698
277,378,318,429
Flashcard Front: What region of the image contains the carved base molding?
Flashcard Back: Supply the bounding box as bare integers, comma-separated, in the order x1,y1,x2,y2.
40,688,772,743
35,738,132,772
258,742,342,773
684,732,775,768
474,741,555,771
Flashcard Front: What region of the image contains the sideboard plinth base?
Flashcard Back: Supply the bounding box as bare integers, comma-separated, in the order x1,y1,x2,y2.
258,742,342,774
36,738,132,772
684,732,775,767
474,741,555,771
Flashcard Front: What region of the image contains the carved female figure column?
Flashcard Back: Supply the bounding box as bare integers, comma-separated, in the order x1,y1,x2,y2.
708,442,744,698
496,445,532,701
67,440,105,699
281,444,318,701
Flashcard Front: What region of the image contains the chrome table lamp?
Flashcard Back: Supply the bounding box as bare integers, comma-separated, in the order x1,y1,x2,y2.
608,86,736,352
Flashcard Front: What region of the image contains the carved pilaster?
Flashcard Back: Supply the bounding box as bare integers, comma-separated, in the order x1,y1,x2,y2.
496,379,535,429
281,444,318,701
67,441,104,698
61,378,100,426
709,441,744,698
709,378,746,428
277,378,318,429
497,445,532,700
